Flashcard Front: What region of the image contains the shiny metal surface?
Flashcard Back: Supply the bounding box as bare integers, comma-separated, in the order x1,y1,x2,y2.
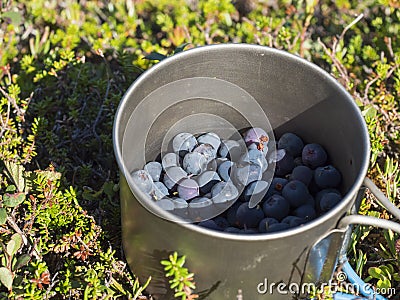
113,44,370,299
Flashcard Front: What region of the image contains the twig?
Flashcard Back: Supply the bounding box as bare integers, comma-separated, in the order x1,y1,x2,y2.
0,86,24,119
6,216,42,260
339,13,364,42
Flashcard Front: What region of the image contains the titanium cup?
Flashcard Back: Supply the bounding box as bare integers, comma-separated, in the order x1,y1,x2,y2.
113,44,400,299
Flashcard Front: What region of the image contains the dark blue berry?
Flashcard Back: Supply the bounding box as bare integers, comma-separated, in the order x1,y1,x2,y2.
281,216,307,227
198,220,220,230
293,204,317,221
193,143,217,163
266,222,290,233
196,171,221,194
226,202,241,226
144,161,162,182
197,132,221,151
182,152,207,175
265,177,288,198
243,127,269,146
232,164,262,186
314,165,341,189
290,165,313,186
262,194,290,221
275,150,295,176
320,193,342,212
236,203,265,228
212,216,230,229
152,181,169,200
162,152,180,169
282,180,310,208
258,217,279,233
240,149,268,172
217,160,234,182
315,188,341,211
302,143,328,169
278,133,304,157
155,198,175,211
163,166,187,190
211,181,239,203
177,178,199,200
172,132,197,157
131,170,154,194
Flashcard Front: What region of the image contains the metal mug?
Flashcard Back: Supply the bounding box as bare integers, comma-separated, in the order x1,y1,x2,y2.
113,44,400,299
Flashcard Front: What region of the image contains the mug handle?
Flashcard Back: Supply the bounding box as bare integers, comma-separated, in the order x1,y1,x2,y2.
333,177,400,300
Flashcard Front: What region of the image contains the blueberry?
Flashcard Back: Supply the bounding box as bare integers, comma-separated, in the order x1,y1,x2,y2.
275,150,295,176
224,226,241,233
198,219,220,230
314,165,341,189
265,177,288,198
266,222,290,233
243,180,269,203
197,132,221,151
236,202,265,228
320,193,342,212
183,152,208,175
144,161,163,182
302,143,328,169
226,202,242,226
240,149,268,172
290,166,313,186
219,140,242,162
315,188,341,212
278,133,304,157
177,178,199,200
193,143,217,163
172,132,197,157
293,204,317,221
281,216,307,227
171,197,188,209
217,160,234,182
189,197,213,208
131,170,154,194
211,181,239,203
155,198,175,211
262,194,290,221
152,181,169,200
282,180,310,208
243,127,269,145
196,171,221,194
212,216,230,229
163,166,187,190
258,217,279,233
162,152,180,170
232,164,263,186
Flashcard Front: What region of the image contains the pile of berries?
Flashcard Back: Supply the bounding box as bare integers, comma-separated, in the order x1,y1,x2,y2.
131,128,342,234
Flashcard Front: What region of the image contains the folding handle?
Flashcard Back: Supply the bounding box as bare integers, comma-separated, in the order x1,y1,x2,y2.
363,177,400,220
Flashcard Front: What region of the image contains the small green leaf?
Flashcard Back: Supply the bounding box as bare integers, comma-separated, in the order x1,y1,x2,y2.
0,267,13,290
174,43,190,54
368,267,382,278
13,254,30,271
11,234,22,253
4,162,25,192
2,193,25,207
0,208,7,225
5,185,16,193
144,52,167,61
1,11,22,25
